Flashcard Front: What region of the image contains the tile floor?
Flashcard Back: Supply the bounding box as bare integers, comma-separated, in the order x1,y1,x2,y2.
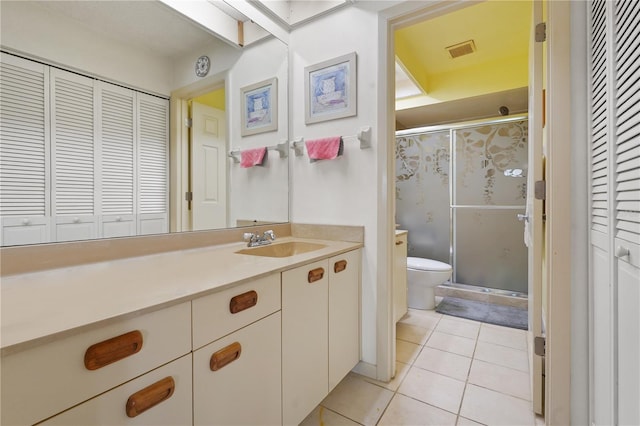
301,308,543,426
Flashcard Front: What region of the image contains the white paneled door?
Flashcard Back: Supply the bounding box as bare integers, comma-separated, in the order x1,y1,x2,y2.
191,102,227,231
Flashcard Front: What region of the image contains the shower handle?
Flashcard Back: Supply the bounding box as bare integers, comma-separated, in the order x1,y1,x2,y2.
517,213,529,222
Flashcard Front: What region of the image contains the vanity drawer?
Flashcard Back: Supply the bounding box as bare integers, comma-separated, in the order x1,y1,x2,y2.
1,302,191,426
41,354,192,425
192,273,280,349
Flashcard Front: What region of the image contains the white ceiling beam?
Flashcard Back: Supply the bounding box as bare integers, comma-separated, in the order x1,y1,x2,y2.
222,0,290,44
158,0,242,47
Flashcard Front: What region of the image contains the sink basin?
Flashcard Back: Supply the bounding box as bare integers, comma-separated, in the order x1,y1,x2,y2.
235,241,326,258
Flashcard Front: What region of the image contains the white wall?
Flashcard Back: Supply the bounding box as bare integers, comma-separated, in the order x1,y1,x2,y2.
289,7,382,366
227,38,289,225
0,1,173,96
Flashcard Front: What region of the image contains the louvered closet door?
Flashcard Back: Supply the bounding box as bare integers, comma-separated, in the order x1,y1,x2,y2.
612,1,640,424
589,2,616,424
97,82,136,238
137,93,168,235
0,53,50,246
50,68,98,242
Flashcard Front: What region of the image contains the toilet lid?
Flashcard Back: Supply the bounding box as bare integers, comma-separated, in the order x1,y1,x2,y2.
407,257,452,272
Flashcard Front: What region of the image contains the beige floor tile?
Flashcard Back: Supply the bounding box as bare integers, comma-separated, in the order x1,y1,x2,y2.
396,339,423,364
460,384,535,426
399,309,442,330
413,346,472,381
456,416,486,426
321,374,394,425
398,367,465,414
474,341,529,372
426,331,477,357
436,317,481,339
468,359,531,401
397,322,432,345
360,362,410,392
478,324,528,351
300,406,361,426
378,394,457,426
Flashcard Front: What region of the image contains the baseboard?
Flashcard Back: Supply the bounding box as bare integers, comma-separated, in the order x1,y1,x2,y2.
352,360,377,379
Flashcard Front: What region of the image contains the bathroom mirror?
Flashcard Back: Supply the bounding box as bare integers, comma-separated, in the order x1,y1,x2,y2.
0,0,289,247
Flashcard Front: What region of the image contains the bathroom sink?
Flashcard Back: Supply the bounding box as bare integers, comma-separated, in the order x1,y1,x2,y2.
235,241,326,257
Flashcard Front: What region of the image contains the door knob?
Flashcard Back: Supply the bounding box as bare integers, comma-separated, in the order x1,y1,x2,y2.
517,214,529,222
615,246,630,258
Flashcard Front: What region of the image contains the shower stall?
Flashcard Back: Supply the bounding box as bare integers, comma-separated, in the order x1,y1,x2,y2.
395,116,528,296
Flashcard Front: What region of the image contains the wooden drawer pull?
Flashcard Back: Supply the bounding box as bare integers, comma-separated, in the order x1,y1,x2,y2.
229,290,258,314
308,267,325,283
210,342,242,371
334,260,348,273
126,376,175,418
84,330,143,371
395,240,404,245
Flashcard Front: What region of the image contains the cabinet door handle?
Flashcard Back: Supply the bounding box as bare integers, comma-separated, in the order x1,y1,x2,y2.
395,240,404,245
334,260,348,273
84,330,143,370
210,342,242,371
229,290,258,314
125,376,175,418
308,267,325,283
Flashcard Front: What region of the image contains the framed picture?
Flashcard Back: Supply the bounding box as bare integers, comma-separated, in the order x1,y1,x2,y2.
241,77,278,136
305,52,357,124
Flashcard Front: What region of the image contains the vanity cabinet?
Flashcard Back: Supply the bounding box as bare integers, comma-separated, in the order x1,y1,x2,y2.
328,249,361,390
41,354,193,425
282,249,361,425
0,302,191,426
192,273,282,425
1,242,362,426
393,232,408,322
193,312,282,425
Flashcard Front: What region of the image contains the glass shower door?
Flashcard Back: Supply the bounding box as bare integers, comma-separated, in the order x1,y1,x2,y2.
452,119,528,294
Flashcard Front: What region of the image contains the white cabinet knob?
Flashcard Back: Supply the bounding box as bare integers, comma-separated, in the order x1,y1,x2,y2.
615,246,630,258
73,217,80,223
116,216,122,222
22,218,31,225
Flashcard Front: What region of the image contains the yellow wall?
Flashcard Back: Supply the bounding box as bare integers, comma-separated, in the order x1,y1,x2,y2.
192,87,225,110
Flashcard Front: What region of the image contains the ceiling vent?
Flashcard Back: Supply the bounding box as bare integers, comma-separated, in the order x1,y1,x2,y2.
446,40,476,59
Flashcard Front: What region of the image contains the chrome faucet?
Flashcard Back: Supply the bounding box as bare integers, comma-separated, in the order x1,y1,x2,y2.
243,230,276,247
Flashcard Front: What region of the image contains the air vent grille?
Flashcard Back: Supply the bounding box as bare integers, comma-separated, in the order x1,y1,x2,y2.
446,40,476,58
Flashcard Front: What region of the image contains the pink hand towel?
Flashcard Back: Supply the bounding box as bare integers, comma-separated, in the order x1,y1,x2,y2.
240,147,267,168
305,137,343,162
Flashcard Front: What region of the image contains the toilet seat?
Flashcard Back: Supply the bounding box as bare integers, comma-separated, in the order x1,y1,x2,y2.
407,257,451,272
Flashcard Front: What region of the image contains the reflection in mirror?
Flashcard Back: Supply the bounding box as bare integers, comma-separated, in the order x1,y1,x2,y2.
0,0,288,247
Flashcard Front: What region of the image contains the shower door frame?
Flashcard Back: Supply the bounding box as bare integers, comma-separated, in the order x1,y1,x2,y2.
448,115,529,296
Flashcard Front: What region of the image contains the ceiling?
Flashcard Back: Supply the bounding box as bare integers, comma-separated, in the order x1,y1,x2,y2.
395,0,532,129
35,1,230,59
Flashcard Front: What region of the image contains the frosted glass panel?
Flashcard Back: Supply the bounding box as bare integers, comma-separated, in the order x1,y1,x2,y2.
395,131,450,263
454,209,528,293
454,120,528,206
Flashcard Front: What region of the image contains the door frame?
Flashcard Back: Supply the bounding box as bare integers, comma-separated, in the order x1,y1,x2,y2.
169,73,227,233
380,1,579,421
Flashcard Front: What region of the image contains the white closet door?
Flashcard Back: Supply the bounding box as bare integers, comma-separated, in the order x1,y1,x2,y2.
97,82,136,238
589,1,615,424
612,1,640,424
0,53,51,245
50,68,98,242
137,93,168,235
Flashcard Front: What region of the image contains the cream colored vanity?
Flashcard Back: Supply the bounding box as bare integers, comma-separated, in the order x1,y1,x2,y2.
0,226,362,426
393,230,408,322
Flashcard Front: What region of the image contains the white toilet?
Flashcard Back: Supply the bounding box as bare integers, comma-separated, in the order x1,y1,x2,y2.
407,257,453,310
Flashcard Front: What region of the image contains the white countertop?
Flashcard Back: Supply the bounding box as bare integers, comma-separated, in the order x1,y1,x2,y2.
1,237,361,352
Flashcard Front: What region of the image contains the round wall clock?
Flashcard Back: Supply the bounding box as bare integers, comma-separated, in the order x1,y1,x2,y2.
195,55,210,77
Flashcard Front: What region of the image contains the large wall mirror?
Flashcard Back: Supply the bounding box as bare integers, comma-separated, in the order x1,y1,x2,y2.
0,0,289,247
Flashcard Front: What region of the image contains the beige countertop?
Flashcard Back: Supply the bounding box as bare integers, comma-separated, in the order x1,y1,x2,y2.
1,236,362,353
